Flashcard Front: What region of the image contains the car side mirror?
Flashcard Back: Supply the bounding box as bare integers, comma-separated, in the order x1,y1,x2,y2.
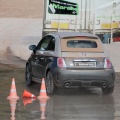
29,45,37,51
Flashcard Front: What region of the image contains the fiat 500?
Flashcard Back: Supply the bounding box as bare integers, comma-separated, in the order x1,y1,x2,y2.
25,32,115,95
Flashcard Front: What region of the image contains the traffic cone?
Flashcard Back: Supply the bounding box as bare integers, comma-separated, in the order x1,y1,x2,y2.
7,78,19,100
8,98,18,120
37,78,49,99
39,98,48,120
22,98,36,107
22,89,36,98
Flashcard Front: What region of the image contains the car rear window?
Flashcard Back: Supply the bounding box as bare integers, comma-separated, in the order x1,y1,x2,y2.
67,40,97,48
61,38,104,52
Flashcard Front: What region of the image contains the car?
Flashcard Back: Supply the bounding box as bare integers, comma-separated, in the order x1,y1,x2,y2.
113,37,120,42
113,32,120,42
25,32,115,95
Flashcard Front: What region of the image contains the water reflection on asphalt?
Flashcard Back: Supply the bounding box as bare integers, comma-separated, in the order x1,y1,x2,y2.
0,64,120,120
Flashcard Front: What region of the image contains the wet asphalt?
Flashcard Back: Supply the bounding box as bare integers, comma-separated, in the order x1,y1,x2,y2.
0,63,120,120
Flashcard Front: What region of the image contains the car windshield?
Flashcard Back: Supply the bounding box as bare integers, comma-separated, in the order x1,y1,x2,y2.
67,40,97,48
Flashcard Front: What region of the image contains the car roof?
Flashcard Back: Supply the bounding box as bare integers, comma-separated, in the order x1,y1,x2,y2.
51,32,99,39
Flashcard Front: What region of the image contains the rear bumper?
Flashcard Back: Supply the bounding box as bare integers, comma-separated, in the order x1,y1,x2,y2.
52,68,115,88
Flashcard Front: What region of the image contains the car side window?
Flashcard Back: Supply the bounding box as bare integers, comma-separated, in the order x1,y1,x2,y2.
47,37,55,51
37,36,52,51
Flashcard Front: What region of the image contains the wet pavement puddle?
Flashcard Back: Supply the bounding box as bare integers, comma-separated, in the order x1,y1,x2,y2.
0,65,120,120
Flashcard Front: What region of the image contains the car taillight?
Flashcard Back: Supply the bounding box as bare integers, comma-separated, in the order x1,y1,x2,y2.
104,58,111,69
57,57,66,68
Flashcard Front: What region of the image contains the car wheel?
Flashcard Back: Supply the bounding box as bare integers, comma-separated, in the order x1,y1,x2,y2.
46,71,56,95
102,86,114,95
25,64,32,86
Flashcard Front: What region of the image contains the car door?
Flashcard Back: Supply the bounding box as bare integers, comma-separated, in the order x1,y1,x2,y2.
33,35,53,80
41,37,56,75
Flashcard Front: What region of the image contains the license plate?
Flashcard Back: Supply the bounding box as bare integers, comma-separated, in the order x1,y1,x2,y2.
74,62,96,67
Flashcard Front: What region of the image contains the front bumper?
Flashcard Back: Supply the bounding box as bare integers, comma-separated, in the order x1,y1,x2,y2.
52,68,115,88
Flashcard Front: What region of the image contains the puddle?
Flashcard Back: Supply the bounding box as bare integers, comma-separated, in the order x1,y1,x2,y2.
0,64,120,120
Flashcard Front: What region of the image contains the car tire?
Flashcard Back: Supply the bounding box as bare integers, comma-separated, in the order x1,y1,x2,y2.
46,71,57,95
25,64,32,86
102,86,114,95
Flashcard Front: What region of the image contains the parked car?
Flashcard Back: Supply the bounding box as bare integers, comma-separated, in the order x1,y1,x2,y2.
25,32,115,95
113,32,120,42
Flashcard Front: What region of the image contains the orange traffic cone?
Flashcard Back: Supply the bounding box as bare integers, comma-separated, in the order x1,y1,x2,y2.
22,89,36,98
39,98,48,120
7,78,19,100
8,98,18,120
37,78,49,99
22,98,36,107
